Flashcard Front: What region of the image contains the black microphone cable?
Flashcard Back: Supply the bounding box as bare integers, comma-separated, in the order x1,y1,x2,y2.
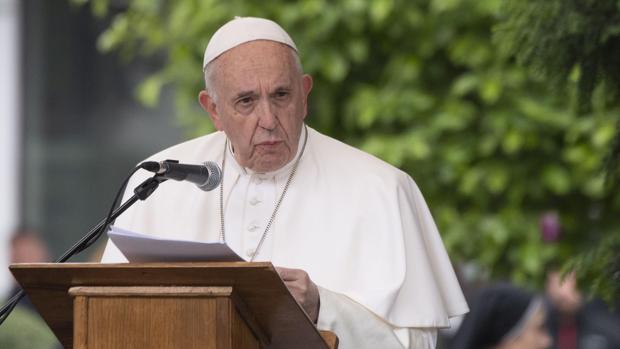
0,163,146,326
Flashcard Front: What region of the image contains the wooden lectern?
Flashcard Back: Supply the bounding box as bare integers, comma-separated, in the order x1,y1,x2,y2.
10,262,338,349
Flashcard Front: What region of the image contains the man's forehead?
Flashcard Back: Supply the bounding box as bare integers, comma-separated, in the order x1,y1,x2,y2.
216,40,295,68
216,48,297,96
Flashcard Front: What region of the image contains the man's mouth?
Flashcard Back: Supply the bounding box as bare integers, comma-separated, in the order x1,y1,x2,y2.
257,140,282,146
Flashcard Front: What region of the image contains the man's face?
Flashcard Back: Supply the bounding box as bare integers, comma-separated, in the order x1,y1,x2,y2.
199,40,313,173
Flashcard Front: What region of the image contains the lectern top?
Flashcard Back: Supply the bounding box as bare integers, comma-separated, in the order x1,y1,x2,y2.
10,262,330,349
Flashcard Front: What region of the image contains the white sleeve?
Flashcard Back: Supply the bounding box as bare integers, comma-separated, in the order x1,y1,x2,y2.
316,286,437,349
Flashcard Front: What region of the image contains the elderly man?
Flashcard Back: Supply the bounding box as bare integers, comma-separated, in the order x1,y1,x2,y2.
102,17,468,348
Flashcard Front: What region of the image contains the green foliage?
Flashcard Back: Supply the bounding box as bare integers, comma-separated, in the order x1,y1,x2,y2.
494,0,620,183
80,0,620,299
495,0,620,113
494,0,620,303
566,233,620,305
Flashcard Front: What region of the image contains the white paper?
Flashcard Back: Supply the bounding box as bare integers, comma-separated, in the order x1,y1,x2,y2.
108,226,243,262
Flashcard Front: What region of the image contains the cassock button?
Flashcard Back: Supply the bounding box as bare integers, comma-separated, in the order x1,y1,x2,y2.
249,197,261,206
245,249,255,258
247,224,260,232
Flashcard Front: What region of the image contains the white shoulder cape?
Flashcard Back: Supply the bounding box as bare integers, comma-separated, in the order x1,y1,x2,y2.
102,126,468,327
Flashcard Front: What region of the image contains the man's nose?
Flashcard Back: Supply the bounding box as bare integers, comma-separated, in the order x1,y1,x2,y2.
256,99,277,131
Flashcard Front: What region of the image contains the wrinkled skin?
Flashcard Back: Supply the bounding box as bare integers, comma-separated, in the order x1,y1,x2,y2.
199,40,313,173
276,266,320,323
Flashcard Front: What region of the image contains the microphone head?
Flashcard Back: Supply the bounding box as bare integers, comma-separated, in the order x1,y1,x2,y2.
140,161,161,172
198,161,222,191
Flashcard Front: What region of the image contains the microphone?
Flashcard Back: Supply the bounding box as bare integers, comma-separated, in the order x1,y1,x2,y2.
140,160,222,191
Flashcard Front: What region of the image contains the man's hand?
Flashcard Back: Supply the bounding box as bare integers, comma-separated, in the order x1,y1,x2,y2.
275,267,320,323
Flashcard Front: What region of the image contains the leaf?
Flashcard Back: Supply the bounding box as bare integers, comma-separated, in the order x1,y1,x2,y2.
501,129,523,154
542,165,571,194
452,74,479,96
320,51,349,82
136,74,165,108
369,0,394,25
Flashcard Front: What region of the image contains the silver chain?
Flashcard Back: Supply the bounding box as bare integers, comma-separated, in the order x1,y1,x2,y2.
219,126,308,261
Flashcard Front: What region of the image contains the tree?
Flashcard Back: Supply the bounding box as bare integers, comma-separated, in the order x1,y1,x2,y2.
78,0,620,301
495,0,620,303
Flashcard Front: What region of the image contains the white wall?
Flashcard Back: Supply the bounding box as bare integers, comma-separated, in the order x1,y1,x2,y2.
0,0,20,298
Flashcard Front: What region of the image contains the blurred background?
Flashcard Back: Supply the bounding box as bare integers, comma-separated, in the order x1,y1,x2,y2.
0,0,184,291
1,0,619,348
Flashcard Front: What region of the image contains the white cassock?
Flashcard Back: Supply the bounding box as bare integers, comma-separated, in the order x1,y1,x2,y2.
101,125,469,348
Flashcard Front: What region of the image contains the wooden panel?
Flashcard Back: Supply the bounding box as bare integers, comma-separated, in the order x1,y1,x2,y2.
69,286,233,297
216,297,261,349
86,295,218,348
11,262,332,349
231,304,261,349
229,291,270,347
215,297,232,349
319,331,339,349
69,286,257,349
73,296,88,349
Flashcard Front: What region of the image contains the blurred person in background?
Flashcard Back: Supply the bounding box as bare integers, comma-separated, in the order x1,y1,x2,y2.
10,228,49,263
0,227,57,348
450,283,551,349
8,227,50,311
545,270,620,349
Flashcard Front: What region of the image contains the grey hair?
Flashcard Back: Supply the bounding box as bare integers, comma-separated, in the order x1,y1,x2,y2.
202,45,303,103
203,61,220,102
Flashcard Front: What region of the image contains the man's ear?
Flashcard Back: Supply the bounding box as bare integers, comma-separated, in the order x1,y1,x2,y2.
198,90,223,130
301,74,313,119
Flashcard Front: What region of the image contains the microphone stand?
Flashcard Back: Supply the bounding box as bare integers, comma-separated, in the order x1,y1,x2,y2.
0,173,167,325
57,175,167,263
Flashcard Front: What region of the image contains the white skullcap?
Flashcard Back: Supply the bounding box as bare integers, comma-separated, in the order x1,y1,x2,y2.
203,16,298,69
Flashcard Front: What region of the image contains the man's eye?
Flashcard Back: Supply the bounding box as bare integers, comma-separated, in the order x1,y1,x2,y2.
238,97,253,106
274,91,290,100
234,96,255,114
